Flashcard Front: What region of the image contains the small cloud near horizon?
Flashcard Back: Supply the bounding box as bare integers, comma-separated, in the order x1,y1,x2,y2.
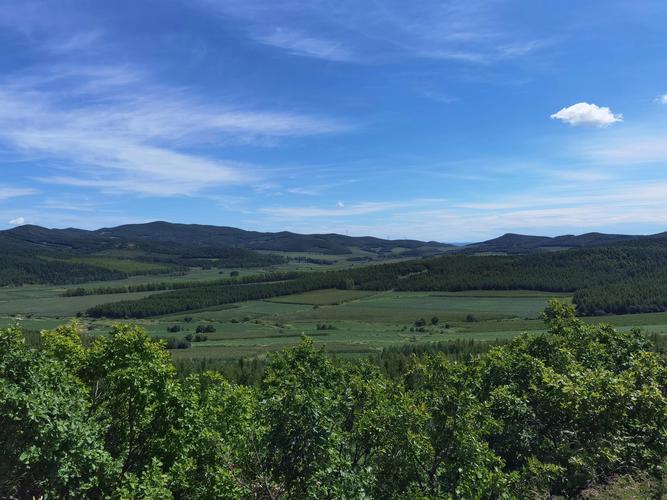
9,217,26,226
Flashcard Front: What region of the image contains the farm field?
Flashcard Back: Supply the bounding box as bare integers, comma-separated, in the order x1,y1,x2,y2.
4,279,667,360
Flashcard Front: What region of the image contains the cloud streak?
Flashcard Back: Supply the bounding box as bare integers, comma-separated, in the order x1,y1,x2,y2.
0,65,350,196
199,0,551,66
253,28,359,62
0,186,36,200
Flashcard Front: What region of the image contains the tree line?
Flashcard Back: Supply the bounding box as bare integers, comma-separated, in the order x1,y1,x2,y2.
63,271,300,297
2,302,666,498
86,272,354,318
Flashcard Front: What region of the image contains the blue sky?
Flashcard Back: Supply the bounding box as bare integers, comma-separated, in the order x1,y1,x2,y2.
1,0,666,241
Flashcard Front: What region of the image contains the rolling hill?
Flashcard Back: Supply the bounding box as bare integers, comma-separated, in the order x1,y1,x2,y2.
461,231,667,254
2,222,454,257
0,222,455,286
96,221,453,256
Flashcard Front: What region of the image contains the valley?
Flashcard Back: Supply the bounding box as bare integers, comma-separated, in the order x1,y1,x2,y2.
4,221,667,363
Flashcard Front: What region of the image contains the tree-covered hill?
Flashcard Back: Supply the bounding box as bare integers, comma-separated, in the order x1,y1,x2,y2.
96,221,454,255
461,230,667,254
0,225,288,286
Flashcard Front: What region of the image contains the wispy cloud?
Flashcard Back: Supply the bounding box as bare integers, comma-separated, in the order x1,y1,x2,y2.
253,28,359,62
253,179,667,241
48,30,104,53
285,187,323,196
580,133,667,165
261,201,406,218
422,39,549,65
546,169,615,183
415,88,458,104
0,65,350,196
0,186,36,200
260,199,446,219
198,0,552,66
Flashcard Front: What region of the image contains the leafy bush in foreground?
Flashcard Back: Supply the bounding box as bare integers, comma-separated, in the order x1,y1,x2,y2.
1,302,666,498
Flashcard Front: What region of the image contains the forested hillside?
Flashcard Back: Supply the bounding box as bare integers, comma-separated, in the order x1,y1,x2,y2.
87,241,667,318
3,302,665,498
98,221,453,255
463,231,667,254
0,226,286,286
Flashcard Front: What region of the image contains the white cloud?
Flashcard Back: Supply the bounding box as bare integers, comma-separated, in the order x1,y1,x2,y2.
550,102,623,127
9,217,25,226
659,93,667,104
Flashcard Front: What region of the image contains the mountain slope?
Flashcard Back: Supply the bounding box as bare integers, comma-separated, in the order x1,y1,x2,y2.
96,221,453,255
462,231,667,254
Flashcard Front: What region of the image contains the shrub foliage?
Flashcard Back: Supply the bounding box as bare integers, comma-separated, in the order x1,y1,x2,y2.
2,302,666,498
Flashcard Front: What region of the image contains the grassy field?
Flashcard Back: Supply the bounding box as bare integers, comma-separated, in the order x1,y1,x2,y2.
267,289,378,305
4,272,667,361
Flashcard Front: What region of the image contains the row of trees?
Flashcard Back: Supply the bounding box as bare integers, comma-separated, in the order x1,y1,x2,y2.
2,302,666,498
86,272,354,318
63,271,300,297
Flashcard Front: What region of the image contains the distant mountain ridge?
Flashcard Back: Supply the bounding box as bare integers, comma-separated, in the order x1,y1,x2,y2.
3,221,667,256
1,221,454,256
97,221,451,255
463,231,667,254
